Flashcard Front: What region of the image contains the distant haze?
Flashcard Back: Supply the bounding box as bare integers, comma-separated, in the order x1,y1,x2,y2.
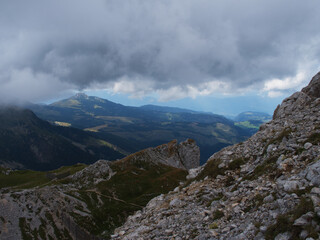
0,0,320,112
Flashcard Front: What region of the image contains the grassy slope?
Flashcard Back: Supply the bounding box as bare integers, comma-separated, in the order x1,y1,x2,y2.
69,160,187,237
0,164,86,189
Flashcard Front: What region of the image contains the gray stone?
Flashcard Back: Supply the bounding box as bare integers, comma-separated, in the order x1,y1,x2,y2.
293,212,314,226
263,195,274,203
305,160,320,186
275,232,291,240
267,144,277,153
299,230,309,239
304,142,313,150
169,198,181,207
311,187,320,195
186,167,202,179
278,158,294,171
310,195,320,208
282,180,301,192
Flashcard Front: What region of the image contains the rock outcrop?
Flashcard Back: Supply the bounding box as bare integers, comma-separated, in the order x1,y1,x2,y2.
302,71,320,98
118,139,200,170
71,160,114,187
112,72,320,239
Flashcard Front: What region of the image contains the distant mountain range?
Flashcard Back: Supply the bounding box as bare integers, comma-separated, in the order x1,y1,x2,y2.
234,111,272,122
0,107,124,170
26,94,252,165
140,104,211,114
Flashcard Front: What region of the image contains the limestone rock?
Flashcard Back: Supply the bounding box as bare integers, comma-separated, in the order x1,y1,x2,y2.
121,139,200,170
293,212,314,226
304,160,320,186
112,72,320,240
302,71,320,98
71,159,114,186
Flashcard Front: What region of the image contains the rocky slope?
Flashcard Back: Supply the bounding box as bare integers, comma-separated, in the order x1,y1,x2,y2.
117,139,200,171
0,140,199,239
112,72,320,239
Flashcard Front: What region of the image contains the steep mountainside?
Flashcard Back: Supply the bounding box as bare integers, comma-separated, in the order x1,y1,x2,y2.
0,140,199,239
28,94,251,164
0,107,124,171
112,72,320,239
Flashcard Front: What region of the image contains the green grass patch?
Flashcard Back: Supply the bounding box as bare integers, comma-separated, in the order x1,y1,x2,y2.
19,218,35,240
197,159,225,180
235,121,260,129
0,170,48,189
244,155,280,180
306,132,320,144
197,157,248,181
263,128,292,153
228,158,247,170
69,160,187,238
244,194,264,213
0,163,86,189
265,197,315,240
212,210,224,220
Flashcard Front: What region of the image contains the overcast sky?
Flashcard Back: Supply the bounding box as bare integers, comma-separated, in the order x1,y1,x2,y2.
0,0,320,114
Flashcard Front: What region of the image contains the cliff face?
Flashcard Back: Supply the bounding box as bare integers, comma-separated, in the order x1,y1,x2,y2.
112,72,320,240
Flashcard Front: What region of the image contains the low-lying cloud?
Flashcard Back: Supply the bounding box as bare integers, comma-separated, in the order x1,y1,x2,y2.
0,0,320,102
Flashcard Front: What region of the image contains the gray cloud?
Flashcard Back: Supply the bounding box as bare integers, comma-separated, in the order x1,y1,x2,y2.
0,0,320,102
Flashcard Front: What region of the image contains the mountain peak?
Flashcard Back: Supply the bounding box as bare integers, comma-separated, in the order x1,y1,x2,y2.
272,71,320,120
302,71,320,98
74,93,89,99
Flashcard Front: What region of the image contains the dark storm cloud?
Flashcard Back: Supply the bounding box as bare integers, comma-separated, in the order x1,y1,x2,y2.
0,0,320,101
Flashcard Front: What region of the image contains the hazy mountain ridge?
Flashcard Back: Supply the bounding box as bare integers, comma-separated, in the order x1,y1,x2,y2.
0,107,124,171
28,94,251,164
234,111,272,122
140,104,212,115
112,72,320,239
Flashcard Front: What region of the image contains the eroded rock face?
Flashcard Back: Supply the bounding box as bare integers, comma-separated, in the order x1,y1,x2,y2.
120,139,200,170
177,139,200,170
71,160,114,187
112,72,320,240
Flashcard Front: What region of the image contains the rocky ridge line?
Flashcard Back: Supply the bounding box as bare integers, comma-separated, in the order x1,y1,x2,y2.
118,139,200,170
112,72,320,240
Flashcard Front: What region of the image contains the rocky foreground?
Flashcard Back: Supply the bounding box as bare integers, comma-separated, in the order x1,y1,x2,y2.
112,73,320,239
0,139,199,240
